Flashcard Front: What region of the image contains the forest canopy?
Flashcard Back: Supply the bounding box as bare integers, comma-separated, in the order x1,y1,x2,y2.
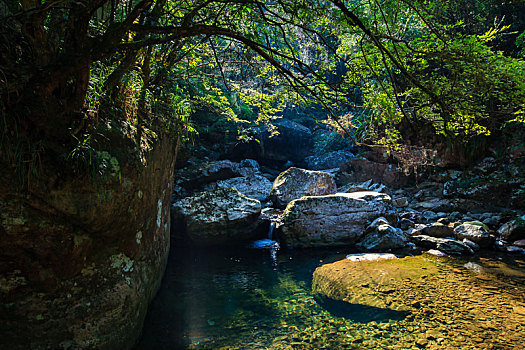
1,0,524,163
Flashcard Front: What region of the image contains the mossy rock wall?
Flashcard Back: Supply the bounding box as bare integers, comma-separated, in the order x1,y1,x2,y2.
0,136,176,349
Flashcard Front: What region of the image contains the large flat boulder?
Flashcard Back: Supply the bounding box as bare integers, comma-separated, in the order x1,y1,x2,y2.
312,254,440,311
280,191,396,248
172,188,261,246
269,167,337,208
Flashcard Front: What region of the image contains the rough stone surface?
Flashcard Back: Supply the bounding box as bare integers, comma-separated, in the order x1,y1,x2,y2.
0,136,175,349
454,223,494,248
280,191,396,248
172,187,261,246
357,224,408,251
337,158,411,187
412,235,474,255
498,217,525,242
303,150,355,170
422,223,455,238
269,167,337,208
312,255,440,310
216,174,273,202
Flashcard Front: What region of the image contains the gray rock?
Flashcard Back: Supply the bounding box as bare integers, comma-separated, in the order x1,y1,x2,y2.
365,216,391,233
506,246,525,255
269,167,337,208
513,239,525,248
464,262,483,273
399,218,415,230
422,211,439,221
172,188,261,245
304,150,355,170
412,235,474,255
173,160,240,197
454,223,494,248
427,249,448,257
280,191,396,248
422,223,454,238
462,238,480,251
393,197,408,208
482,215,501,229
216,174,272,202
357,224,408,251
498,217,525,242
237,158,261,177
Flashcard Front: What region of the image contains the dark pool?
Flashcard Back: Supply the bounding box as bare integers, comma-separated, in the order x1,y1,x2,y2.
136,243,525,349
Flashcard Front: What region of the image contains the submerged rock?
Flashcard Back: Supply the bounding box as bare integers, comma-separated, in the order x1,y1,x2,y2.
280,191,396,248
269,167,337,208
172,188,261,245
312,255,440,311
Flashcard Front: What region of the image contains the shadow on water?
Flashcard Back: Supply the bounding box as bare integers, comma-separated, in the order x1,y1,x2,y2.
315,296,410,323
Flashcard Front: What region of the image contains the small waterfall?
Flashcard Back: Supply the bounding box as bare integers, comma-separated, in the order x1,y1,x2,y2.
247,221,279,251
268,222,276,240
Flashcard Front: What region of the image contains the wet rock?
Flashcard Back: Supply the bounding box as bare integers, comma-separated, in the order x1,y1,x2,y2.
216,174,272,202
357,224,408,251
462,238,480,252
498,217,525,242
280,192,395,248
304,150,355,170
454,223,494,248
172,188,261,246
412,235,474,255
269,167,337,208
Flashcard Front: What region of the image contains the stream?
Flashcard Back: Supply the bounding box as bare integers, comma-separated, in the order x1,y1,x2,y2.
136,243,525,349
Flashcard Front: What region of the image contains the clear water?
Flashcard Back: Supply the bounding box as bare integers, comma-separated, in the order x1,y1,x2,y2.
136,245,525,349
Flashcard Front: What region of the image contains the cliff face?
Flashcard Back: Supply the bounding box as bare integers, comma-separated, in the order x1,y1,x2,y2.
0,135,175,349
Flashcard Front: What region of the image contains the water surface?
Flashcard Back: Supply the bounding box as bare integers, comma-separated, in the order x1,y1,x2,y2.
137,244,525,349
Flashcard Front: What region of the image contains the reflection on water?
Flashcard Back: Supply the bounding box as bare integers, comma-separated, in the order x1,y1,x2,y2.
136,245,525,349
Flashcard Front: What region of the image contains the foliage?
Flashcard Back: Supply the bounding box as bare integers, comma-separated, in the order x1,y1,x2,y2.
1,0,524,172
